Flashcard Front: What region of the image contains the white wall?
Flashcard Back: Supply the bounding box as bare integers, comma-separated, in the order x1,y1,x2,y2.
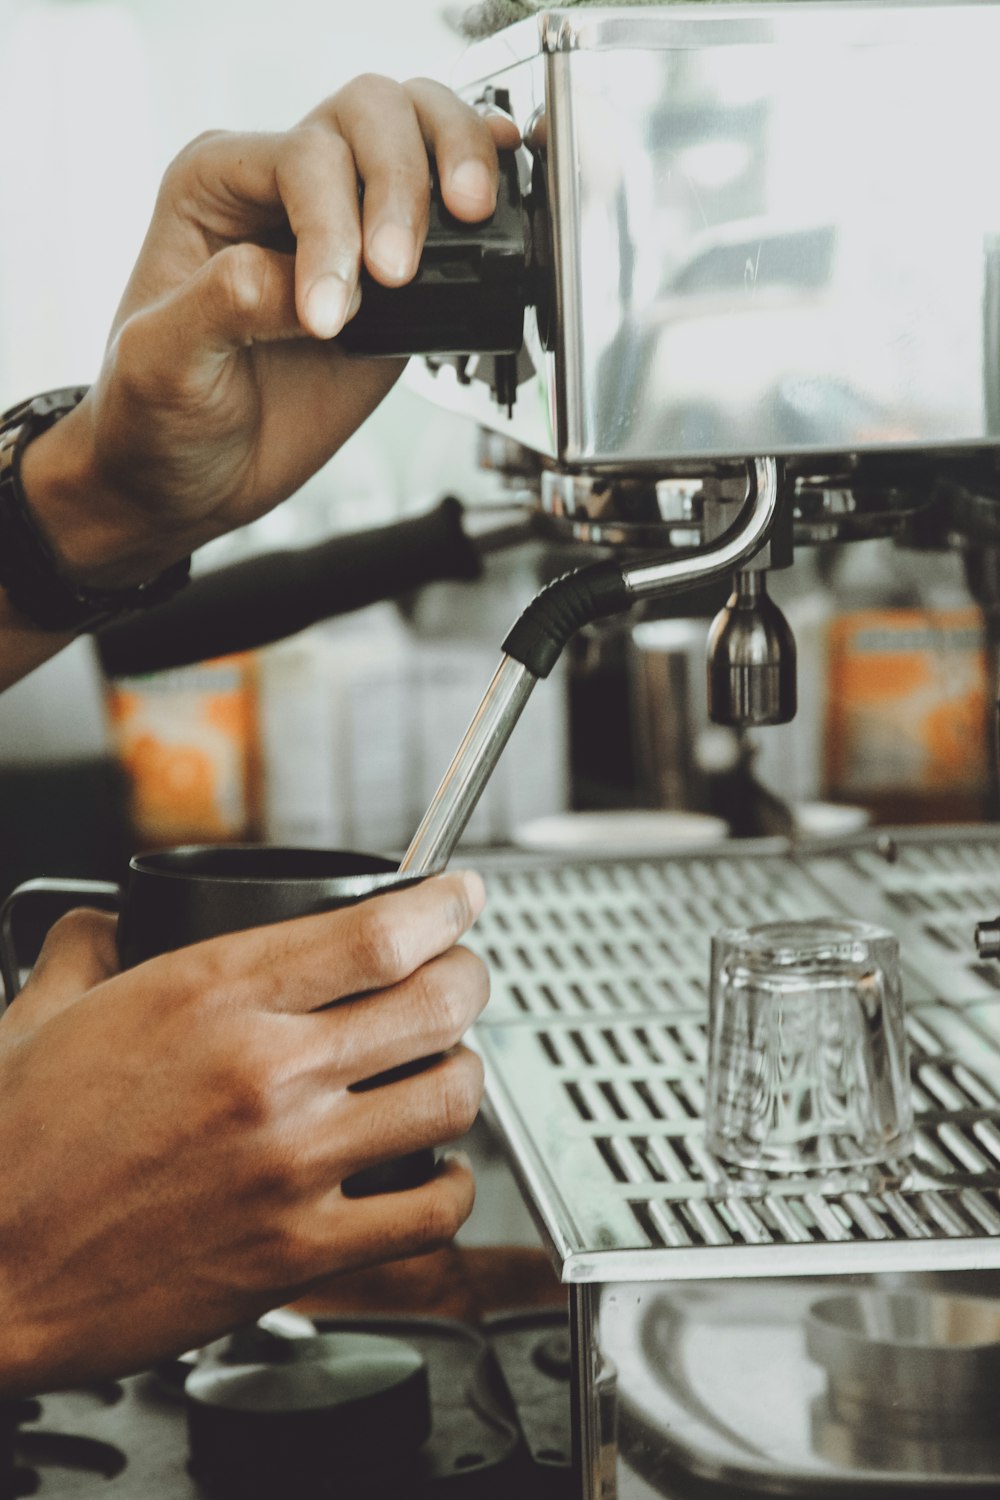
0,0,501,763
0,0,487,502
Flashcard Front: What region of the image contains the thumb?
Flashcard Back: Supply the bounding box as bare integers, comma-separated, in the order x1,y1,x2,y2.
12,910,120,1028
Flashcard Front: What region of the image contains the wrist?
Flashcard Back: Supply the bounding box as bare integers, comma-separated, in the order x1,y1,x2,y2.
0,390,190,633
18,397,186,590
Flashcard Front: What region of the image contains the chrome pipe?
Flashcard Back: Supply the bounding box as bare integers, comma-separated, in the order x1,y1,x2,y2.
399,655,536,874
621,457,780,598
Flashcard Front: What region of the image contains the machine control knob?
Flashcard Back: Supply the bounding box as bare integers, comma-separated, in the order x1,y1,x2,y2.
976,917,1000,959
339,152,535,358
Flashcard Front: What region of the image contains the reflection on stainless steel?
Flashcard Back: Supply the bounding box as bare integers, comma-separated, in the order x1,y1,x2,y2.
806,1290,1000,1437
415,4,1000,467
809,1393,1000,1480
534,461,938,549
539,470,708,550
620,457,781,597
601,1279,1000,1494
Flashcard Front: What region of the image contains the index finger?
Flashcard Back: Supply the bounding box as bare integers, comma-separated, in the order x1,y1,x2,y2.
314,76,518,287
404,78,521,223
167,870,487,1015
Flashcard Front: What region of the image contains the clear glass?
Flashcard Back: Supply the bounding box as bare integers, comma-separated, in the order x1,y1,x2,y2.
705,919,914,1176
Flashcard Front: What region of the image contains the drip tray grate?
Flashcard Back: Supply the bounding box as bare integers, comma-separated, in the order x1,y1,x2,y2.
472,829,1000,1280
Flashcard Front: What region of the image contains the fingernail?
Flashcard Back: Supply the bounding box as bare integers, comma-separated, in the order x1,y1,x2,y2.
368,222,417,282
305,273,352,339
460,870,487,919
449,158,494,211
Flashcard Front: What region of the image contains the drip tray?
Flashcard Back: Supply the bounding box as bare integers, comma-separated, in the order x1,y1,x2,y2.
471,828,1000,1281
606,1277,1000,1496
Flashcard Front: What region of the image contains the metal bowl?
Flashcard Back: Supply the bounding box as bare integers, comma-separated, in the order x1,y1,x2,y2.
806,1291,1000,1438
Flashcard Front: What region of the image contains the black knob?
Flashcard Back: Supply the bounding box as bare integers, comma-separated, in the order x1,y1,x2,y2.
339,152,531,357
186,1329,431,1498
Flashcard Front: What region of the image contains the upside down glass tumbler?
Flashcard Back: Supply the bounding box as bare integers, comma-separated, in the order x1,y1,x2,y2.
706,920,914,1177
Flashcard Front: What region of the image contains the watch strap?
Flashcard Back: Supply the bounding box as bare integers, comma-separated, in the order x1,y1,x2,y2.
0,388,190,632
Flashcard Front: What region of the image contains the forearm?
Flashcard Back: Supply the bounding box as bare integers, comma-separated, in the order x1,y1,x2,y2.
0,593,73,690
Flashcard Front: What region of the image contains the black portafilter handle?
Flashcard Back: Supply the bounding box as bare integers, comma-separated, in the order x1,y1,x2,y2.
337,151,532,358
96,496,485,678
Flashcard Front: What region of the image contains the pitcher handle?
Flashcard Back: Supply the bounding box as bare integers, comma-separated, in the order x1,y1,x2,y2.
0,878,122,1006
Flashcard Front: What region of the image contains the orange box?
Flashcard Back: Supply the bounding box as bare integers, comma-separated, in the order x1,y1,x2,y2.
105,655,257,846
825,608,989,800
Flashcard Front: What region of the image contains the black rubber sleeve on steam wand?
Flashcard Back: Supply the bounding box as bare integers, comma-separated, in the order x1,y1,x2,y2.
96,496,481,678
502,558,633,678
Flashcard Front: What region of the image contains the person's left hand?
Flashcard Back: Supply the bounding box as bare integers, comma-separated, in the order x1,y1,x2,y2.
0,870,489,1393
22,77,519,589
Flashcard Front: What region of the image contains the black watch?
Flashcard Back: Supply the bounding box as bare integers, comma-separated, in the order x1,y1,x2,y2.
0,388,190,633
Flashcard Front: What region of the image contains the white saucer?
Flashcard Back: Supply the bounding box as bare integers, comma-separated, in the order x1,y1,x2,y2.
792,802,871,839
511,810,730,857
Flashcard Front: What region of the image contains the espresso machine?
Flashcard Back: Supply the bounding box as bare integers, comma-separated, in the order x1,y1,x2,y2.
347,5,1000,1495
330,0,1000,872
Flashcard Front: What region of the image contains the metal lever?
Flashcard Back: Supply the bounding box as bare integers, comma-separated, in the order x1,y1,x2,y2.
399,457,783,874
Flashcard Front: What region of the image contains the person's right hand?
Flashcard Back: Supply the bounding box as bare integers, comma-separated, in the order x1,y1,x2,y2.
20,78,520,594
0,869,487,1395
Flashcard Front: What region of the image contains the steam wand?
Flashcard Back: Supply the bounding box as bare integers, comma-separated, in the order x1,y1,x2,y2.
399,456,783,875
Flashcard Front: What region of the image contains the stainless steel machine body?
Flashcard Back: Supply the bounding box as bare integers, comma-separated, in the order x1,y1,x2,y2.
417,2,1000,471
401,9,1000,1492
471,830,1000,1496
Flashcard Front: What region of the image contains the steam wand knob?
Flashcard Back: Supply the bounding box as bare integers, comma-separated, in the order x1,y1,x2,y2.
707,569,797,727
976,917,1000,959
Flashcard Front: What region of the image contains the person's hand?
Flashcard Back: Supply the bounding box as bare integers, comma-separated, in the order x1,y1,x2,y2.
0,869,488,1394
21,77,520,588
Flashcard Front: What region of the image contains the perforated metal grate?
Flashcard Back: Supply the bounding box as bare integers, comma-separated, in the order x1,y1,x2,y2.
808,830,1000,1001
477,853,828,1022
474,831,1000,1280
